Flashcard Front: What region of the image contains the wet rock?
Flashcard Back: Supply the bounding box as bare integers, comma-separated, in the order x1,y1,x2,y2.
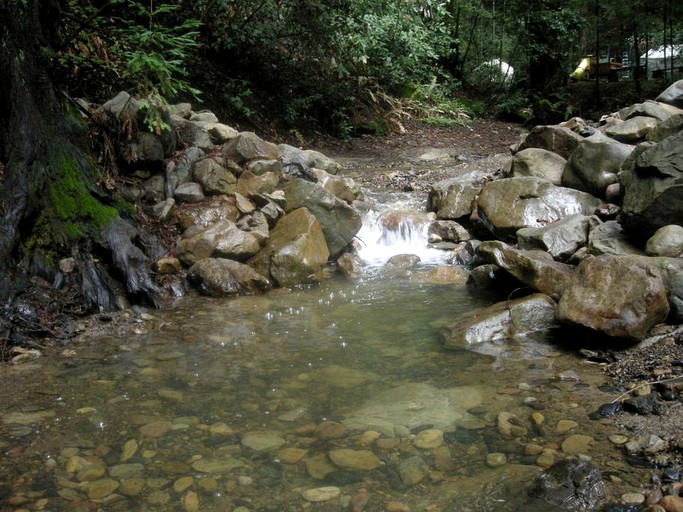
237,170,279,198
448,239,481,266
337,253,362,277
427,178,480,220
85,478,120,500
139,421,172,438
620,132,683,242
153,198,175,219
428,220,471,243
302,486,341,502
476,241,575,297
109,463,143,479
510,148,566,185
282,179,361,257
587,220,644,256
248,208,329,286
623,393,666,415
557,255,670,340
477,177,601,240
191,457,245,474
344,382,482,436
442,294,557,356
562,132,634,198
422,266,470,285
313,168,363,203
398,456,427,485
119,478,145,496
555,420,578,433
497,411,528,437
656,79,683,109
279,447,307,464
646,225,683,257
414,429,444,449
328,449,381,471
174,195,239,230
223,132,279,166
193,158,236,195
306,453,337,480
241,431,286,452
516,124,584,160
486,453,507,468
177,219,261,266
528,459,605,511
605,116,658,143
188,258,271,297
625,435,666,455
155,257,181,274
386,254,420,269
517,215,592,261
561,434,594,455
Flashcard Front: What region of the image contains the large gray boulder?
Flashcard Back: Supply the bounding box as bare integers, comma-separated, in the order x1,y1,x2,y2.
281,179,361,258
517,214,593,261
516,125,583,160
223,132,279,166
509,148,566,185
646,225,683,257
656,79,683,109
646,113,683,143
476,241,575,298
620,132,683,242
187,258,271,297
619,100,683,123
248,207,330,286
605,116,658,143
557,255,670,340
562,132,634,198
476,177,601,240
312,169,363,203
193,158,237,195
427,178,480,220
176,219,261,266
442,294,557,357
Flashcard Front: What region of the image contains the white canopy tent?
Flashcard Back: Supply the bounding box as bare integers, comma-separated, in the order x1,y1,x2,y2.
640,44,683,77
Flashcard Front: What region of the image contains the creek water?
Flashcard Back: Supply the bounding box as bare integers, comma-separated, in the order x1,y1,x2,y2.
0,188,629,511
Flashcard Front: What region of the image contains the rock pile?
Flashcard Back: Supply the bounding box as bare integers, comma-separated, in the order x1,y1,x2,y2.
434,80,683,350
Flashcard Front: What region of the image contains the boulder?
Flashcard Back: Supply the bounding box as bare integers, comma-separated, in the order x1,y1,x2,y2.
248,208,330,286
312,169,363,203
237,170,279,198
190,111,219,123
206,122,238,143
557,255,670,340
605,116,658,143
427,179,480,220
509,148,566,185
428,220,471,243
527,460,605,512
448,240,482,266
187,258,271,297
236,211,270,245
442,294,557,356
305,149,341,175
562,132,634,198
176,219,261,266
173,196,239,230
670,273,683,323
517,214,592,261
281,179,361,258
174,182,205,203
620,132,683,242
476,241,575,298
646,113,683,143
516,125,583,160
477,177,601,240
656,79,683,109
587,220,644,256
171,116,214,151
224,132,279,166
193,158,236,195
246,159,282,176
174,146,205,184
646,225,683,257
619,100,683,123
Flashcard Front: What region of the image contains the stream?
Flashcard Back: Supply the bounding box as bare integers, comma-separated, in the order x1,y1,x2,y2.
0,178,637,511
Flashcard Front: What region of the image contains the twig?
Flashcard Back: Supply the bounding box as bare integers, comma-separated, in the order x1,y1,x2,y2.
610,376,683,404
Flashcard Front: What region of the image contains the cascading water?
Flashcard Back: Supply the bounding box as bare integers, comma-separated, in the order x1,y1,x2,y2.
355,190,450,267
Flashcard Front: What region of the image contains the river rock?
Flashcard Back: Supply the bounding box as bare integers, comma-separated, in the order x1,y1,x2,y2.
386,254,420,269
188,258,271,296
242,432,286,451
398,456,427,485
428,220,471,242
344,382,481,436
528,459,604,511
561,434,594,455
427,178,479,220
562,132,634,198
656,79,683,109
174,182,205,203
442,293,557,356
248,207,329,286
516,125,584,159
85,478,120,500
223,132,279,166
312,168,363,203
646,225,683,257
301,486,340,502
191,457,245,474
517,214,592,260
193,158,236,195
237,170,279,198
414,429,444,449
620,132,683,242
177,219,261,266
623,392,666,415
510,148,566,185
109,463,144,479
477,177,601,240
174,195,239,230
477,241,575,297
605,116,658,143
557,255,670,340
328,449,381,471
586,220,644,256
619,100,683,123
281,179,361,257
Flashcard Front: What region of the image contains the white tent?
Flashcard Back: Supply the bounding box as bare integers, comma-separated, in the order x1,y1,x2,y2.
640,45,683,76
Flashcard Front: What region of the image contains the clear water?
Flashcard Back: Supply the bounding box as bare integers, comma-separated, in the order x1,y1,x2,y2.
0,192,631,511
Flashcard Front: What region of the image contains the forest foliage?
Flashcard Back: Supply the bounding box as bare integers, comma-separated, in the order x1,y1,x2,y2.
39,0,683,134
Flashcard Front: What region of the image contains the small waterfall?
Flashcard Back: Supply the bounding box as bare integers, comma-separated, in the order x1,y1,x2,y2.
355,192,449,267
